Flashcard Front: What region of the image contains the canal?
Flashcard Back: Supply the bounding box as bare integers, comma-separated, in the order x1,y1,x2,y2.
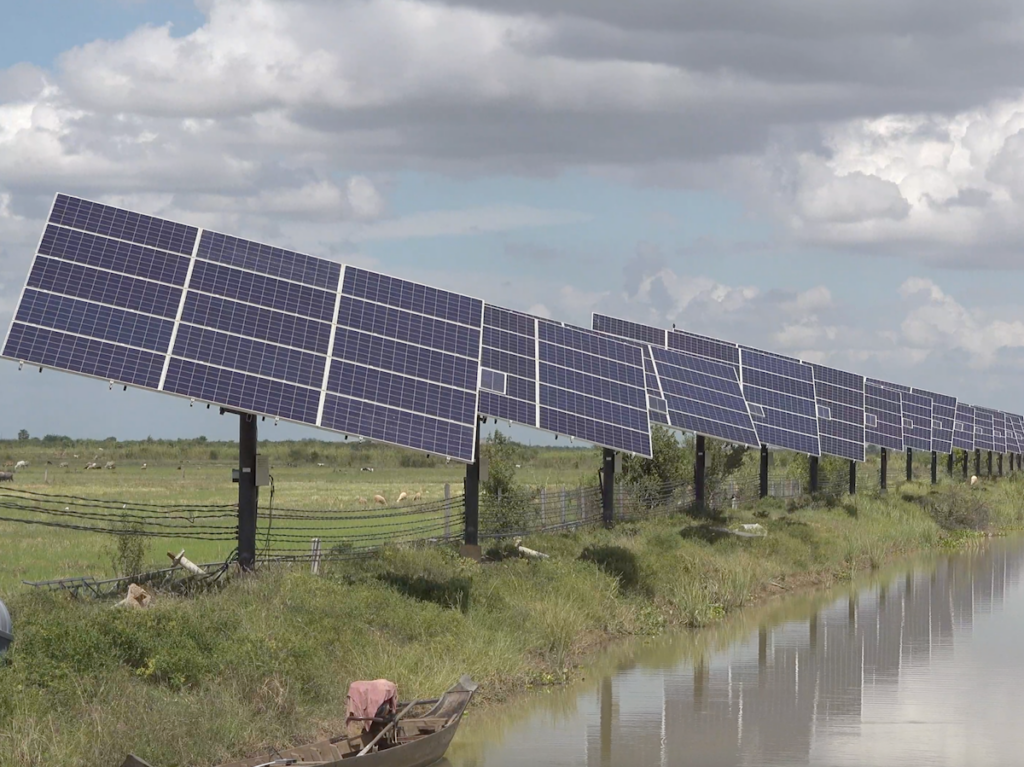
448,538,1024,766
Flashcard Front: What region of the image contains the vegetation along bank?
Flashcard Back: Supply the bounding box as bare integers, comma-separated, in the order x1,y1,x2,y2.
0,430,1021,766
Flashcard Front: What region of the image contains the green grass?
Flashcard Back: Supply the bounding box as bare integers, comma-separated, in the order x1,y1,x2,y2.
2,473,1022,766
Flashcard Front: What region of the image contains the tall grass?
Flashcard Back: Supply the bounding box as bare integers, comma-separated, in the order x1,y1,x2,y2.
0,479,1017,766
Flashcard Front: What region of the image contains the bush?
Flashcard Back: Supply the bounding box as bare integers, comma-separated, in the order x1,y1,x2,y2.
378,574,471,613
922,486,990,530
108,515,150,579
579,544,646,593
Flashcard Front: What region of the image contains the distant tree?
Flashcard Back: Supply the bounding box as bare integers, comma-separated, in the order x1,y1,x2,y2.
17,429,29,441
620,425,687,486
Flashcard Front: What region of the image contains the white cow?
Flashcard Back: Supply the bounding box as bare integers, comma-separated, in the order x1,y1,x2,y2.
14,460,28,470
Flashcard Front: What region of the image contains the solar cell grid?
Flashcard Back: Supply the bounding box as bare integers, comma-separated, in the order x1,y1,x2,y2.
328,360,477,424
331,326,478,391
197,231,341,290
337,296,480,358
190,260,336,322
992,411,1008,453
914,388,956,454
16,289,173,354
974,408,995,451
344,267,482,327
30,257,182,319
478,304,537,427
900,391,933,452
540,343,646,389
669,330,740,367
181,292,332,355
50,194,198,256
865,378,904,452
40,225,191,286
953,403,976,452
592,313,666,347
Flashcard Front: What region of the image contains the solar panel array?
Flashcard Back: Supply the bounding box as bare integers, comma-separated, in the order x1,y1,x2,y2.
5,194,1022,467
739,347,820,456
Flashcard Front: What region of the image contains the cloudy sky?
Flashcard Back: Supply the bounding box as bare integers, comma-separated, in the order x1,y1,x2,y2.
3,0,1024,442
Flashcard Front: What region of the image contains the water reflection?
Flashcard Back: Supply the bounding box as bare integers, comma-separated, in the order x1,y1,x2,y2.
450,540,1024,766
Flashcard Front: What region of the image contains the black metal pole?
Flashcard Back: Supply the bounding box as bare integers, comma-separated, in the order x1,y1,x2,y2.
988,450,993,476
975,449,981,478
237,413,258,570
963,449,969,480
464,418,481,550
695,435,706,509
849,460,856,495
906,448,913,482
947,451,954,476
931,451,937,485
602,448,615,528
880,447,888,491
809,455,819,494
998,453,1003,477
759,444,769,499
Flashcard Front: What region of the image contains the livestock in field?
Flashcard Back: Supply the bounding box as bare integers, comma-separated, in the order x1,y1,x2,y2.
358,497,368,505
397,491,408,503
85,462,101,470
413,491,422,501
141,463,147,469
373,494,386,505
360,467,375,472
104,461,116,470
14,461,28,470
0,472,13,482
59,462,68,468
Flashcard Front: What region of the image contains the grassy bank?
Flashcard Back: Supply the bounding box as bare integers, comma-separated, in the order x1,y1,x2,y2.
1,478,1022,766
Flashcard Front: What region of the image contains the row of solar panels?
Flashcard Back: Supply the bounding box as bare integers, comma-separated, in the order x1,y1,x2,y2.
591,314,1023,463
2,194,1018,465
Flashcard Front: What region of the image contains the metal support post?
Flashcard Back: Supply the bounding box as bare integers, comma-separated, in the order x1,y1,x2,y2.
906,448,913,482
988,450,993,476
880,447,888,491
963,450,969,480
809,455,819,494
237,413,258,570
463,418,481,554
759,444,769,499
849,460,856,495
602,448,615,528
695,435,706,509
931,451,937,485
998,453,1003,477
947,451,954,476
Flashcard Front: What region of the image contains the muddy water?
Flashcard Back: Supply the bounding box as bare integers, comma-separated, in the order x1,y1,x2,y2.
447,538,1024,766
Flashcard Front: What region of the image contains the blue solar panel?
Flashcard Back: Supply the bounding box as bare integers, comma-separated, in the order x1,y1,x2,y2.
343,266,482,326
992,411,1007,453
40,225,191,285
953,403,975,452
197,230,340,290
49,194,198,256
810,363,865,462
974,407,995,451
652,346,759,446
1006,414,1024,453
5,323,165,389
190,260,336,322
913,388,956,454
538,320,652,457
181,292,331,355
1003,413,1020,454
900,390,933,452
865,378,904,451
740,347,820,455
592,313,666,347
670,329,740,368
478,305,538,427
163,359,320,425
29,257,181,319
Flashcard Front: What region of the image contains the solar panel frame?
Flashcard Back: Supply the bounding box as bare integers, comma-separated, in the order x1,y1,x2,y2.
952,403,976,452
478,304,538,428
1003,412,1020,454
670,329,740,368
900,390,933,452
992,411,1008,454
864,378,905,452
810,363,865,462
974,407,995,452
592,313,667,347
739,346,820,456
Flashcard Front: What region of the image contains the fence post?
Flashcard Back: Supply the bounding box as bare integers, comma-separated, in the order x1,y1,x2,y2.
578,486,585,527
444,483,451,539
561,487,567,527
310,538,321,575
540,487,547,528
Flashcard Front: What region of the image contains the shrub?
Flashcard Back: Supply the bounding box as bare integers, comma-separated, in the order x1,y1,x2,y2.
108,515,149,579
579,544,645,593
922,486,990,531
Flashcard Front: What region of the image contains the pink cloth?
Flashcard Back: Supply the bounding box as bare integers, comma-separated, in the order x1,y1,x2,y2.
345,679,399,731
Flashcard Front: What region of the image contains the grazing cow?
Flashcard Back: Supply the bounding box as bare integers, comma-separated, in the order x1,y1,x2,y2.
0,472,13,482
317,462,326,467
104,461,116,470
413,491,422,501
141,463,147,470
59,462,68,469
360,467,375,472
397,491,408,503
85,462,101,470
358,497,368,505
373,494,386,506
14,461,28,470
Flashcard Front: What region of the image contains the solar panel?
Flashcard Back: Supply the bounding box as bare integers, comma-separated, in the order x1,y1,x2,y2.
810,364,865,462
537,320,652,457
952,403,976,452
1008,414,1024,453
864,378,904,451
670,329,740,368
3,195,487,463
900,390,933,452
913,388,956,454
1003,413,1020,454
739,347,820,455
974,407,995,452
479,305,538,427
641,346,669,425
992,411,1007,454
650,345,760,446
592,313,666,347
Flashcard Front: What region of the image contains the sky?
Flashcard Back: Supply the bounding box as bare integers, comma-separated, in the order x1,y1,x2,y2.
3,0,1024,443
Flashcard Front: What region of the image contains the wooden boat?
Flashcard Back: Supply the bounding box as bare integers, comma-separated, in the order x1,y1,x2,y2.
120,676,477,767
